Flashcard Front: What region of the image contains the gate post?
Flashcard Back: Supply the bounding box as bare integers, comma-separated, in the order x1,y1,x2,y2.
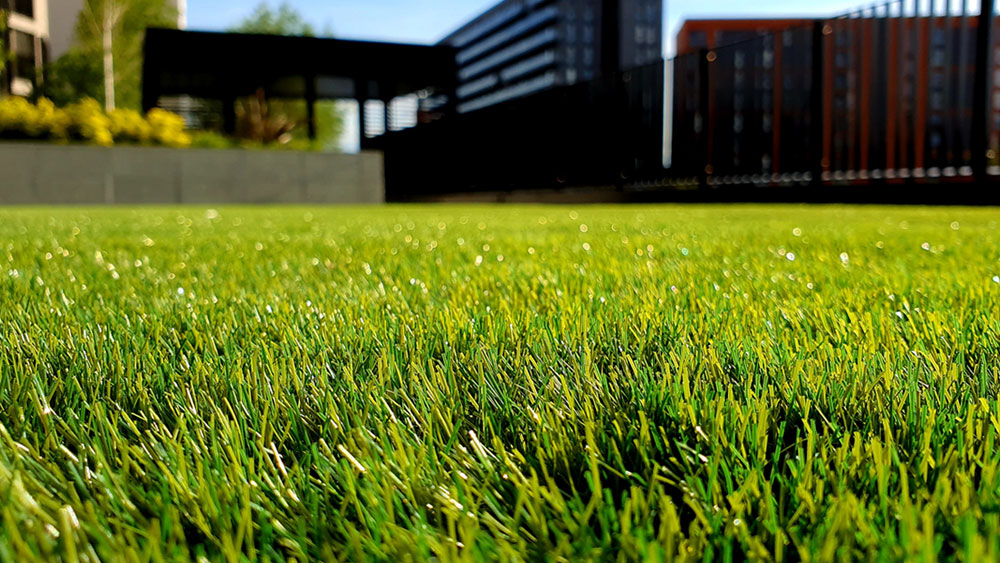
973,0,995,181
698,48,712,188
811,21,827,187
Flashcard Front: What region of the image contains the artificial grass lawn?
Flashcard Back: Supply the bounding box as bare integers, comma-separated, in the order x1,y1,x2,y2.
1,204,1000,561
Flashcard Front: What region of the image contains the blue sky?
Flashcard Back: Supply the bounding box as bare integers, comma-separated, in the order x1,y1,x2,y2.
188,0,858,57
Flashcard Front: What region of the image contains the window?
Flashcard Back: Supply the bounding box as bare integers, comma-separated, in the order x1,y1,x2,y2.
12,0,32,17
11,30,36,80
457,71,557,113
931,47,945,67
687,31,707,49
388,95,418,131
450,5,523,48
500,50,556,81
13,0,33,17
363,100,386,138
456,6,559,64
458,27,558,81
456,74,499,99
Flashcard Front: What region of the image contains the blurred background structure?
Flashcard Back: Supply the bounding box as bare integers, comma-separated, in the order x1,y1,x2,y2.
1,0,49,97
669,5,998,194
6,0,1000,203
49,0,186,59
438,0,661,114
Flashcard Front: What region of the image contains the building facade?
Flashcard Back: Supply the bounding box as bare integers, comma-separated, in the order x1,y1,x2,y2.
675,19,813,56
1,0,49,96
438,0,662,114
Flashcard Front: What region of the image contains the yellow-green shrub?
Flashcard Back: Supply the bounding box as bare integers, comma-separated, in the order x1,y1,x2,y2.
0,97,190,148
0,97,71,140
63,99,113,146
34,99,72,138
147,108,191,148
108,108,153,144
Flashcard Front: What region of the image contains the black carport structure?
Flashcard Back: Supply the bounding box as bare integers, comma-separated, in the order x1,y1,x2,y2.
141,28,457,142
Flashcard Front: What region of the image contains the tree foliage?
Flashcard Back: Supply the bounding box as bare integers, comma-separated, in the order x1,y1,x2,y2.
230,2,317,36
42,49,103,107
43,0,176,110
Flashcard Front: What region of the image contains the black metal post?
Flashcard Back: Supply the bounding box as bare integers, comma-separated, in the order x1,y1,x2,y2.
810,21,826,187
383,97,392,135
141,34,157,113
600,0,621,77
222,95,237,135
698,48,711,188
305,74,317,141
972,0,995,180
357,79,369,148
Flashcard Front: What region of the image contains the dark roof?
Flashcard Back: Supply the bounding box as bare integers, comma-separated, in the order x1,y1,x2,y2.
142,28,457,101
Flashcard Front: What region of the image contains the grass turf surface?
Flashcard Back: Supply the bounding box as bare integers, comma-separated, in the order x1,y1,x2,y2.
1,204,1000,561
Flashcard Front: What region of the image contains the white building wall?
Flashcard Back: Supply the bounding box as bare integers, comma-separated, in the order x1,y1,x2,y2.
6,0,50,95
47,0,81,59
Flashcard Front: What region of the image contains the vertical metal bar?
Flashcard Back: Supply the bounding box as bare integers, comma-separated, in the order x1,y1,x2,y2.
824,21,835,178
888,2,899,173
305,74,317,141
223,96,237,135
773,32,783,176
898,0,910,175
141,36,157,114
698,48,712,187
915,5,929,174
384,98,392,135
956,0,971,171
972,0,995,179
944,0,956,172
812,20,827,185
849,11,860,173
861,7,873,175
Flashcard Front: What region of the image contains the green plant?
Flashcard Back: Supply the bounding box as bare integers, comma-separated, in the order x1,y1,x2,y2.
190,130,235,149
227,3,342,150
71,0,178,110
0,96,189,147
1,205,1000,560
234,88,295,145
0,96,71,139
146,107,190,147
63,97,114,145
108,107,152,143
41,48,104,108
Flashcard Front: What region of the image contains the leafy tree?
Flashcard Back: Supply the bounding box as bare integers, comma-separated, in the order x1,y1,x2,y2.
230,2,316,36
43,0,176,110
42,49,103,107
228,2,343,151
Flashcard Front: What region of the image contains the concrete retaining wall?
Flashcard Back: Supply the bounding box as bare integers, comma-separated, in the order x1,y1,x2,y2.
0,143,384,205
